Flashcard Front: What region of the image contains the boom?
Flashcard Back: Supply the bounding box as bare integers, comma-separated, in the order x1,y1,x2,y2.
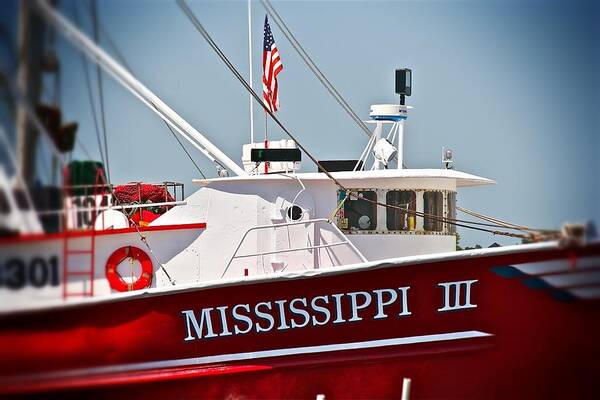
34,0,247,177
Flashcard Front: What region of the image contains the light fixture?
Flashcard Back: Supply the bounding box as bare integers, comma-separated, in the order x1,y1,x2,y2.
442,147,454,169
373,138,398,167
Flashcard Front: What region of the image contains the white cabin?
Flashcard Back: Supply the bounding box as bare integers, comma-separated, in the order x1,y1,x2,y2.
152,168,494,283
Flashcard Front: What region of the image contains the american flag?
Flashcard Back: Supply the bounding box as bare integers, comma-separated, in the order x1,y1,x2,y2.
262,15,283,113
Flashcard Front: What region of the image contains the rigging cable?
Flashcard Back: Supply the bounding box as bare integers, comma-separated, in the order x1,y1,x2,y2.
260,0,372,140
261,0,407,169
175,0,555,240
261,0,556,233
91,6,207,179
258,3,557,235
176,0,347,188
73,2,106,169
176,0,551,241
76,138,94,160
457,206,556,234
162,118,207,179
90,0,111,184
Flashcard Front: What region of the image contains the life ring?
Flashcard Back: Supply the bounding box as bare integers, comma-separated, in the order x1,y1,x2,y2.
105,246,153,292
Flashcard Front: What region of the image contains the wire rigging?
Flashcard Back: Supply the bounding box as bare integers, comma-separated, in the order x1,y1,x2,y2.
457,206,555,234
89,3,208,179
176,0,559,241
162,116,207,179
260,0,372,140
76,137,93,160
176,0,347,188
261,0,405,168
73,2,106,170
259,5,553,236
90,0,111,184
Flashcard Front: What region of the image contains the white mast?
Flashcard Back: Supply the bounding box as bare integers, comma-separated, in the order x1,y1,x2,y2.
34,0,247,177
247,0,255,144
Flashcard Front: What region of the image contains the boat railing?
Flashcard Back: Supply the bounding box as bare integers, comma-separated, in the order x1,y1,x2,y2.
221,218,367,278
29,181,186,233
36,201,187,216
35,201,188,234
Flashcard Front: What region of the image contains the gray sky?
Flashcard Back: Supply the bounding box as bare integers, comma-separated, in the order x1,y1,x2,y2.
3,0,599,247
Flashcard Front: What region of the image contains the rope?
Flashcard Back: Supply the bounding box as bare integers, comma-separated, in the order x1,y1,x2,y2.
129,220,176,285
261,0,406,168
176,0,348,190
260,0,372,139
344,192,532,239
176,0,557,242
458,206,558,234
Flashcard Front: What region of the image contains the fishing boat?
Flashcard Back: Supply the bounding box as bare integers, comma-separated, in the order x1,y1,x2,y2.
0,0,598,398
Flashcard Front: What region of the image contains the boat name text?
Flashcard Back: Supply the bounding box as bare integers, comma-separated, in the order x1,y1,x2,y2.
181,280,478,341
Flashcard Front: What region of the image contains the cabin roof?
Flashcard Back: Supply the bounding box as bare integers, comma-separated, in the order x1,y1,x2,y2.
193,168,495,188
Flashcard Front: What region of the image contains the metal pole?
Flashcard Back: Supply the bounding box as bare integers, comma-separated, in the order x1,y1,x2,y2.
34,0,247,176
373,121,383,170
401,377,411,400
397,120,404,170
247,0,255,144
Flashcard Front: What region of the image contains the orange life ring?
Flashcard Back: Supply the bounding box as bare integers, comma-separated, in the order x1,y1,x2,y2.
105,246,153,292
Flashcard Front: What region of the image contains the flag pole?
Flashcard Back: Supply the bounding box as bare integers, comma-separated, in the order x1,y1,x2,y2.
247,0,255,144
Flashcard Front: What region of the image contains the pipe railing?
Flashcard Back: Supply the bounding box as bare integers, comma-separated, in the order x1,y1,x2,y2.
221,218,367,278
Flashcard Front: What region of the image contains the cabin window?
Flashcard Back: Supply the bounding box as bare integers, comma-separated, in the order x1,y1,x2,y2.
343,191,377,231
0,190,10,214
424,191,443,232
447,192,456,234
386,190,416,231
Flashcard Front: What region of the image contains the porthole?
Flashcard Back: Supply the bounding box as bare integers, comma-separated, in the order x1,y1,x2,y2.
286,205,303,221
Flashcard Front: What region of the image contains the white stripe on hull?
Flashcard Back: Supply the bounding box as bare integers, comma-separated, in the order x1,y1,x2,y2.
7,330,492,382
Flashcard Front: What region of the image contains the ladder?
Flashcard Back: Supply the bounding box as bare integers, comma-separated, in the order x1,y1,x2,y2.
61,168,106,299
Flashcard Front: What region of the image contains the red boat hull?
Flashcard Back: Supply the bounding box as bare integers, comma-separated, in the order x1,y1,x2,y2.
1,243,599,399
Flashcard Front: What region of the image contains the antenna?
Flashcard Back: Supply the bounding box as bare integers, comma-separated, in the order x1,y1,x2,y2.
442,147,454,169
395,68,411,106
363,68,413,170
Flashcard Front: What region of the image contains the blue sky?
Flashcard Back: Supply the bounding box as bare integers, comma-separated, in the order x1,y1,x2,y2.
1,0,598,247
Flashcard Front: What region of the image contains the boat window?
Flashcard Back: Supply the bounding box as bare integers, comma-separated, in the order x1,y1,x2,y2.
424,191,443,232
386,190,416,231
343,191,377,231
447,192,456,234
0,190,10,214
